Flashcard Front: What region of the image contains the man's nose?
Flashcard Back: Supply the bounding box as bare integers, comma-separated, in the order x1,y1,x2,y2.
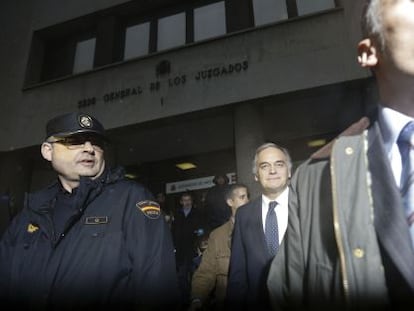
82,141,95,152
269,164,278,173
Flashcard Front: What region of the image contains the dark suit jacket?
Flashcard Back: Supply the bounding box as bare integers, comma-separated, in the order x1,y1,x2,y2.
368,122,414,308
171,206,207,266
226,196,274,310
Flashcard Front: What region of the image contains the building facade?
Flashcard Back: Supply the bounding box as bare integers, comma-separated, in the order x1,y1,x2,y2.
0,0,375,233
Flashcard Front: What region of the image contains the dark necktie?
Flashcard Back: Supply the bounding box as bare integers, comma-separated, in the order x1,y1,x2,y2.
397,121,414,245
265,201,279,256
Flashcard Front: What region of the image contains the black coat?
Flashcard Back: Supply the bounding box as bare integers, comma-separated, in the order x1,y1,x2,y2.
171,206,206,266
205,184,231,230
226,197,274,310
0,167,179,310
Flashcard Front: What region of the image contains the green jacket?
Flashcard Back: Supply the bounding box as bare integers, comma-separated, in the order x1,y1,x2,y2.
267,118,414,310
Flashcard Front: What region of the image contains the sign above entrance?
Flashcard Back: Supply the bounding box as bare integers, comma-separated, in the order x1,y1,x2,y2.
76,60,248,109
166,172,236,194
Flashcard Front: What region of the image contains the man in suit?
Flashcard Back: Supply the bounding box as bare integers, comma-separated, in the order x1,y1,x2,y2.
171,191,207,306
267,1,414,310
226,142,292,310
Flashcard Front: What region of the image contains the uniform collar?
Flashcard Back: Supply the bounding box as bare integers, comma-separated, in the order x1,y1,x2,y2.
311,116,371,159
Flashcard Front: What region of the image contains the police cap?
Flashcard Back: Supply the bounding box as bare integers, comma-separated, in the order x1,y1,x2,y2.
45,112,106,140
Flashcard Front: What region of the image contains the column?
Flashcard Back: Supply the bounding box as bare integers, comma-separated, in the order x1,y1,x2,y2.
234,103,264,199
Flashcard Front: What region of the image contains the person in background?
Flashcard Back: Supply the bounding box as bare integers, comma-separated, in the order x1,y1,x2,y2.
267,1,414,310
171,191,207,308
189,183,250,311
205,174,231,231
226,143,292,310
0,111,179,310
156,191,174,227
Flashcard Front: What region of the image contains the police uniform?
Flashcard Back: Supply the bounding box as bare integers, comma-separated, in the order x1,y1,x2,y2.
0,112,179,310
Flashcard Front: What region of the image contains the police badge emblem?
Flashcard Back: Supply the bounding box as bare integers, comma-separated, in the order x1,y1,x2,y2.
78,114,93,129
136,200,161,219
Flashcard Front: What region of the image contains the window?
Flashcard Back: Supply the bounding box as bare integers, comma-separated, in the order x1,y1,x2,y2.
157,12,186,51
25,0,339,86
252,0,288,26
194,1,226,42
124,22,150,60
296,0,336,16
40,36,77,81
73,37,96,74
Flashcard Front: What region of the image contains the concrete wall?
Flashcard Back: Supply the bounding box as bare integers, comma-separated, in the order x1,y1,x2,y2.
0,0,369,152
0,0,374,231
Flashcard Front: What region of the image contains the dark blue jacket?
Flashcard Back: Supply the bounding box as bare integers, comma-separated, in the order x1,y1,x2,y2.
0,167,179,310
205,184,231,230
226,197,274,310
171,206,207,266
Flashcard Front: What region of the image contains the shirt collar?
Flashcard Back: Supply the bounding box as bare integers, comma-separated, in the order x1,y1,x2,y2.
378,104,413,155
261,186,289,209
57,179,78,197
182,206,192,217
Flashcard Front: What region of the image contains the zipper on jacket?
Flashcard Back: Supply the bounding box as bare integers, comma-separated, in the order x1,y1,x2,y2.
330,146,350,304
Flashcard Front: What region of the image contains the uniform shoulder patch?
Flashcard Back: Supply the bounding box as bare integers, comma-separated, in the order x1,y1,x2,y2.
136,200,161,219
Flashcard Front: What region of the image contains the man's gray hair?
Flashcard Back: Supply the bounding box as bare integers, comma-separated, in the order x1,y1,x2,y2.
251,142,292,176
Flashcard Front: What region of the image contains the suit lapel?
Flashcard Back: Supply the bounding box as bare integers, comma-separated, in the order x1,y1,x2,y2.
252,197,273,259
368,123,414,290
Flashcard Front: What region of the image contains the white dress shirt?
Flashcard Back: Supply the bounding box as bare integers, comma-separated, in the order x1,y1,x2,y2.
261,187,289,244
378,105,414,186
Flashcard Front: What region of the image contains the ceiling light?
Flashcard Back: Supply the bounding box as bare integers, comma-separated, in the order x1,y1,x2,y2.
176,162,197,170
125,173,138,179
307,139,327,148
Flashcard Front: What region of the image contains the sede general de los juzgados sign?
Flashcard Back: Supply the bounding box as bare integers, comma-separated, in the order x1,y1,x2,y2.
77,60,248,108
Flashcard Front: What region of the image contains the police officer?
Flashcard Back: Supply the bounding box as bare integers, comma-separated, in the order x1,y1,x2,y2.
0,112,179,310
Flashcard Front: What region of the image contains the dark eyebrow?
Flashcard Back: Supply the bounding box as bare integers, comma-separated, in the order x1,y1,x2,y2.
259,160,285,164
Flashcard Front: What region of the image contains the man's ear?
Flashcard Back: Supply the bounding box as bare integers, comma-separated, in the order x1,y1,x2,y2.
226,198,233,208
41,142,53,162
254,174,259,182
357,38,379,68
